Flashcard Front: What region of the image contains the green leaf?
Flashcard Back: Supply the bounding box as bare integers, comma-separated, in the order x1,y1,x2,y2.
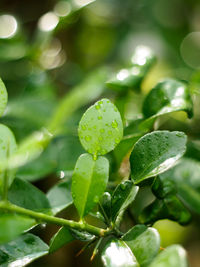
78,98,123,156
0,214,35,244
6,178,51,214
72,153,109,218
49,227,74,253
102,239,139,267
141,79,193,129
153,158,200,214
149,245,188,267
0,78,7,117
130,131,187,184
100,192,111,222
0,124,17,190
122,225,160,267
47,179,72,215
70,229,95,242
0,233,49,267
106,46,155,92
111,180,138,222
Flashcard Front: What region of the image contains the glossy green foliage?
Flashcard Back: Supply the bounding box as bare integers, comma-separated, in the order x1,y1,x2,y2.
70,229,95,241
130,131,187,184
49,227,74,253
0,124,17,190
111,180,138,222
153,158,200,214
78,99,123,156
102,239,139,267
106,46,155,92
100,192,112,223
72,153,109,218
0,79,7,117
0,214,35,244
0,234,48,267
139,196,191,225
6,178,51,214
149,245,188,267
122,225,160,267
141,79,193,129
47,179,72,215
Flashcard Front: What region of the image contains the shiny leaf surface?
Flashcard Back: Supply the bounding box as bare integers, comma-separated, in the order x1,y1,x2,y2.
130,131,187,184
49,227,74,253
0,78,7,117
72,153,109,218
122,225,160,267
102,239,139,267
78,99,123,156
0,233,48,267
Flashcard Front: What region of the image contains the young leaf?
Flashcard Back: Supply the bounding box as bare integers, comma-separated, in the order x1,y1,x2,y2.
102,239,139,267
72,153,109,218
149,244,188,267
0,124,17,190
47,179,72,215
100,192,112,222
111,180,139,222
122,225,160,267
153,158,200,214
49,227,74,253
141,79,193,129
0,78,7,117
7,178,51,214
78,99,123,156
70,229,95,242
0,233,48,267
130,131,187,184
0,214,35,244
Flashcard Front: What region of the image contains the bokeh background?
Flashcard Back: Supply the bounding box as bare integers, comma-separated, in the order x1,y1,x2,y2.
0,0,200,266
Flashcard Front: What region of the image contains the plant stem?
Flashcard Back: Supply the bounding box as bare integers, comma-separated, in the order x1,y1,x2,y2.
0,201,110,237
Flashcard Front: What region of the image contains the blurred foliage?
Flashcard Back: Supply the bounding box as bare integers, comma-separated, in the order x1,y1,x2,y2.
0,0,200,266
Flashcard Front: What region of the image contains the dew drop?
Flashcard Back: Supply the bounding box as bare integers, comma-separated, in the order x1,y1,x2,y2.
99,100,103,105
100,129,105,133
81,125,86,130
93,125,97,129
94,195,99,203
120,183,126,190
115,138,120,144
98,116,102,120
108,130,112,135
95,104,101,110
98,136,103,141
85,135,91,141
111,120,118,128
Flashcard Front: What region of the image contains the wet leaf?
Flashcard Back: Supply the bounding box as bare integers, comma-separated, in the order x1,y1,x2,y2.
49,227,74,253
111,180,139,222
72,153,109,218
130,131,187,184
78,98,123,156
122,225,160,267
102,239,139,267
0,233,48,266
149,245,188,267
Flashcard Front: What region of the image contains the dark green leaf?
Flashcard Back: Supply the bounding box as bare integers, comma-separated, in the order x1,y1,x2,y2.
102,239,139,267
0,214,35,244
49,227,74,253
0,78,7,117
111,180,138,222
141,79,193,129
122,225,160,267
149,245,188,267
47,179,72,215
72,153,109,218
154,158,200,214
6,178,51,214
70,229,95,242
130,131,187,184
78,99,123,156
0,233,48,267
100,192,111,222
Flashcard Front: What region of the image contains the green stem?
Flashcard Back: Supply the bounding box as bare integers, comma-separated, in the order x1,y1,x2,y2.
0,201,110,237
